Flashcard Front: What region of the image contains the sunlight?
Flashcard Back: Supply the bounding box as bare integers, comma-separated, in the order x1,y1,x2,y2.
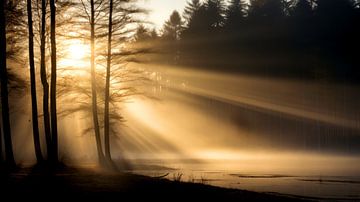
68,43,87,60
59,40,89,72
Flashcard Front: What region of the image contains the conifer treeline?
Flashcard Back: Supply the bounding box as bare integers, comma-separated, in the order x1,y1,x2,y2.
135,0,360,80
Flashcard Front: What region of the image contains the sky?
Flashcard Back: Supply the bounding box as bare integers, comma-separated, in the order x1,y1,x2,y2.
137,0,187,30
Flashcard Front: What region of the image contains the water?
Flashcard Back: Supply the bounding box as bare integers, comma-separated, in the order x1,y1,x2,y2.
127,159,360,201
117,64,360,200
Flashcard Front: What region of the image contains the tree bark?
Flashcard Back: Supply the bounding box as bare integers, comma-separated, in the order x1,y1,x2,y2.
90,0,105,164
0,0,15,167
104,0,113,163
27,0,43,162
50,0,58,163
40,0,52,161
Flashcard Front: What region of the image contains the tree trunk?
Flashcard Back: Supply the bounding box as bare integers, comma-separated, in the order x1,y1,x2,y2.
104,0,113,163
27,0,43,162
50,0,58,163
0,0,15,167
90,0,105,164
40,0,52,161
0,123,3,163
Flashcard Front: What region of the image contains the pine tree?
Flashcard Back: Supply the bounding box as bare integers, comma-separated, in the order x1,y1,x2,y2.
163,10,183,40
225,0,245,29
205,0,225,28
183,0,202,24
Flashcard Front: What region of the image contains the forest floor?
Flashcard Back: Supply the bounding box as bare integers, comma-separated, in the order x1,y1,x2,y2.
0,166,311,201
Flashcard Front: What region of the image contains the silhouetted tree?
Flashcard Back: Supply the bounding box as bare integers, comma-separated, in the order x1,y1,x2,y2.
27,0,43,162
0,0,15,167
204,0,225,28
135,24,151,41
224,0,245,29
50,0,58,163
39,0,52,161
104,0,113,165
102,0,145,167
162,10,183,40
183,0,202,24
248,0,286,20
0,123,2,163
78,0,106,164
150,28,158,39
162,10,183,64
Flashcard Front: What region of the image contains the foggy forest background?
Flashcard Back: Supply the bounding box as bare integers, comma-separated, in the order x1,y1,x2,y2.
0,0,360,169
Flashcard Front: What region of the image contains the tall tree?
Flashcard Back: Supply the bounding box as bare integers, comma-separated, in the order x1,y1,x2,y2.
90,0,105,164
182,4,207,38
225,0,245,29
39,0,52,161
183,0,202,24
104,0,113,164
101,0,144,166
248,0,285,19
0,123,3,163
134,24,151,41
0,0,15,167
204,0,225,28
162,10,183,40
50,0,58,163
27,0,43,162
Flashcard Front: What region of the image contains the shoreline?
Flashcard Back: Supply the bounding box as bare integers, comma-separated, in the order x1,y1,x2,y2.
0,166,310,201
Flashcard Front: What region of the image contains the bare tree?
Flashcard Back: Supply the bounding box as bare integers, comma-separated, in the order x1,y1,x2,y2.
101,0,146,166
104,0,113,164
0,123,3,163
27,0,43,162
50,0,58,163
39,0,52,161
0,0,15,167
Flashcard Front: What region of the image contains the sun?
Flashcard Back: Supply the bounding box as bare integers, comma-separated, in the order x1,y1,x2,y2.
68,43,87,60
59,40,89,71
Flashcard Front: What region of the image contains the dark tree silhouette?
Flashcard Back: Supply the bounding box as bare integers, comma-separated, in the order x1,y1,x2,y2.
135,24,151,41
182,4,207,38
248,0,285,19
183,0,201,23
27,0,43,162
0,0,15,167
162,10,183,40
104,0,114,165
50,0,58,163
40,0,52,161
89,0,105,164
224,0,245,29
101,0,145,167
162,10,183,64
0,123,3,163
204,0,225,28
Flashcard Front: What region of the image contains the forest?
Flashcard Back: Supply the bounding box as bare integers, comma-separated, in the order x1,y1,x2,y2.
135,0,360,80
0,0,148,169
1,0,360,201
0,0,360,168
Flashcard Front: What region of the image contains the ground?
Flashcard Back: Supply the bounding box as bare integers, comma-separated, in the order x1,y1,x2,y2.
0,166,310,202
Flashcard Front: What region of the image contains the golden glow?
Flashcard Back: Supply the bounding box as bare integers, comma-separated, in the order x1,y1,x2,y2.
59,40,89,71
68,43,87,60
